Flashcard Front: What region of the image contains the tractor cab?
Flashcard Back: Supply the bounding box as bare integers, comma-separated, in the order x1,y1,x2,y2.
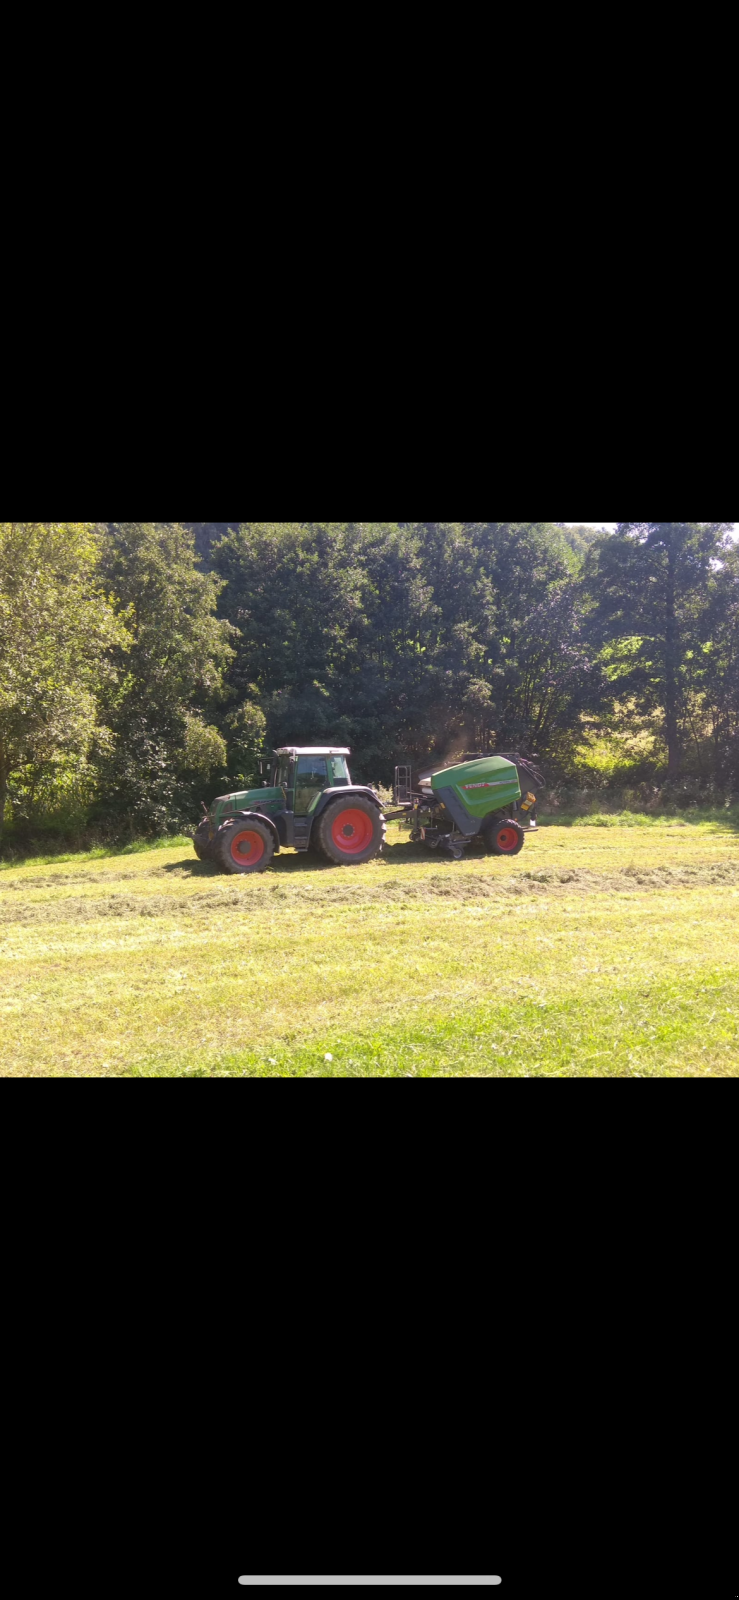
272,747,352,816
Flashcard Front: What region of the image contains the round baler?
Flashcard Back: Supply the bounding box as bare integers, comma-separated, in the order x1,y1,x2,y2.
392,752,543,859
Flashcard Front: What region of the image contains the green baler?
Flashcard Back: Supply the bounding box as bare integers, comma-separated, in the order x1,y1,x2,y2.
393,751,541,859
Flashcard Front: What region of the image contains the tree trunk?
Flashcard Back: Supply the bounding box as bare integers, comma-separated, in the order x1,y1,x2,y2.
664,534,681,777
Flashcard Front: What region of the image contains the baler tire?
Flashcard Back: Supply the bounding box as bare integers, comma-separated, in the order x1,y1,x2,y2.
314,797,386,866
485,818,526,857
217,818,274,875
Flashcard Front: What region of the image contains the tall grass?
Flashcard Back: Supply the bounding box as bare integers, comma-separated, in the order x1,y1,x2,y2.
542,809,739,830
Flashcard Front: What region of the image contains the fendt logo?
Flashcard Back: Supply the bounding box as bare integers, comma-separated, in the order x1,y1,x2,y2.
462,780,509,790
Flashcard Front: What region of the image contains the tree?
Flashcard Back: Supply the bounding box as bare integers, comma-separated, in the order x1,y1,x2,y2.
584,523,732,776
212,520,596,782
223,693,268,788
0,523,128,841
93,524,234,833
184,523,237,569
688,541,739,787
213,522,448,780
556,524,606,564
490,583,599,763
413,522,593,760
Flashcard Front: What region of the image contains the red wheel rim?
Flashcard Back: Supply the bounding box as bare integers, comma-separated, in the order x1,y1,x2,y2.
496,827,519,853
230,828,265,865
330,808,374,855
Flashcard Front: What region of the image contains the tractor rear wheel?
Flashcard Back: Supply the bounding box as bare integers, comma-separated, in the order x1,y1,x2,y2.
485,818,526,857
217,818,275,875
314,797,386,866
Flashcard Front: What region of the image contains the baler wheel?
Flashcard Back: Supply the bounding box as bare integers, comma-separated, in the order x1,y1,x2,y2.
315,797,386,866
217,818,274,875
485,818,526,857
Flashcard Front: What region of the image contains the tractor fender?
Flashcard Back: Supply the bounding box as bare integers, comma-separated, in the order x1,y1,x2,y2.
311,786,384,825
219,810,281,854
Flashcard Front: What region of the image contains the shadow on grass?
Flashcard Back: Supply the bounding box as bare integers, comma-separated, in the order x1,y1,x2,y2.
161,857,221,877
161,836,465,877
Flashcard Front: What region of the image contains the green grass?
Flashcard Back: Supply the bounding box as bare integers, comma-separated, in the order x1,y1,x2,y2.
0,834,194,872
541,807,739,830
549,810,697,829
2,818,739,1077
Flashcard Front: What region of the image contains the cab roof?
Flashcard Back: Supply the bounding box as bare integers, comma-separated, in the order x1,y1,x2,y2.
274,747,351,757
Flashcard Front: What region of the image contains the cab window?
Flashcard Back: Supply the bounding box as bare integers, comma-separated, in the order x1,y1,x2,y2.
276,757,291,795
294,757,328,815
328,756,349,786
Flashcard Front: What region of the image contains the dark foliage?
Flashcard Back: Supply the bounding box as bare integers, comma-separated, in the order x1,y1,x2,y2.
4,519,738,848
89,524,234,834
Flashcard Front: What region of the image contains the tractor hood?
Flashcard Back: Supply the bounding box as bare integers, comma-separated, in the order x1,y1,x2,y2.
210,787,283,824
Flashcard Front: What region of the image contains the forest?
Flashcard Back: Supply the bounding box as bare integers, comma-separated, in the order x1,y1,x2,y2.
1,520,737,848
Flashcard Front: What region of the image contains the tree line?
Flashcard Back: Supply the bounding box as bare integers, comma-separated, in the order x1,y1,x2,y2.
0,520,735,843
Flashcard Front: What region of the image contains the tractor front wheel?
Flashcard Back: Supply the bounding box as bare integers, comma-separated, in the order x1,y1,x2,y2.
193,820,215,862
217,818,275,875
315,797,386,866
485,818,526,857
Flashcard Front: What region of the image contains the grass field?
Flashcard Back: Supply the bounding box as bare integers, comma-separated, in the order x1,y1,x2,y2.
2,816,739,1077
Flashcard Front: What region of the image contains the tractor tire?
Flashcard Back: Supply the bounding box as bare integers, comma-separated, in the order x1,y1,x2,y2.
217,817,275,875
193,820,214,862
484,817,526,857
314,797,386,866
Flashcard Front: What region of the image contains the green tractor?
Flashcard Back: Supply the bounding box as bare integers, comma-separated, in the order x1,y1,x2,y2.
194,746,541,874
193,747,386,874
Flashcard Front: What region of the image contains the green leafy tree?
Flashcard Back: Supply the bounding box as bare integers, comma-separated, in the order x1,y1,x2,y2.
0,523,128,841
93,524,234,833
184,523,237,569
223,693,268,787
488,584,598,763
181,715,228,777
213,522,447,780
584,523,732,776
414,522,593,761
214,521,370,766
556,524,606,564
212,520,598,782
686,540,739,786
